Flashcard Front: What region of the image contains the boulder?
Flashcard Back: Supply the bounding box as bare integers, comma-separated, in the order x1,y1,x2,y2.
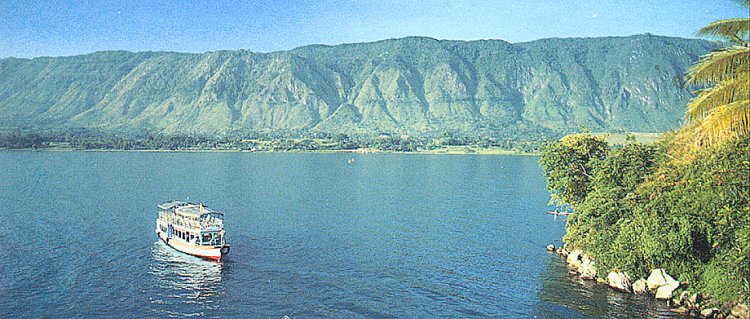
607,271,633,293
732,304,750,319
647,268,677,291
655,280,680,300
700,308,718,318
678,290,691,306
578,259,597,280
670,306,689,314
633,279,648,294
547,244,555,251
567,249,582,268
644,268,681,300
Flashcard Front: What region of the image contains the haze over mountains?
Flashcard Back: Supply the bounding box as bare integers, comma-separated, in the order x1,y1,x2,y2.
0,34,716,136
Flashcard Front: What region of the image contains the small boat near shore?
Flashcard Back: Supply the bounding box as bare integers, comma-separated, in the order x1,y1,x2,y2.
548,210,572,216
156,200,231,261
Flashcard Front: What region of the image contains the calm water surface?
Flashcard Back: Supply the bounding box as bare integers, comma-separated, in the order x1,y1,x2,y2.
0,152,687,318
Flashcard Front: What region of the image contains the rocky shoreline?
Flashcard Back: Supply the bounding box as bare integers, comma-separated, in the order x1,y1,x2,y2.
546,244,749,319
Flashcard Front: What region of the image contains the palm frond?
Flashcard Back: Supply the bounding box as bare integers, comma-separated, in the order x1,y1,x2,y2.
694,99,750,146
684,0,750,147
696,18,750,45
686,46,750,86
687,68,750,121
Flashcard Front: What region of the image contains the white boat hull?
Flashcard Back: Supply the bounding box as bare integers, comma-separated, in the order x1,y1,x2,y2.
156,229,228,261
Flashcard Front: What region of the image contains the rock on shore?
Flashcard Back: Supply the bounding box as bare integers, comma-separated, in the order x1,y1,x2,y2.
647,269,680,300
607,272,633,292
633,279,648,294
551,246,748,319
732,304,750,319
567,249,583,268
578,257,597,280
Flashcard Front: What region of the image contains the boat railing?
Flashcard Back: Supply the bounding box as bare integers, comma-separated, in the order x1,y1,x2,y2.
159,210,223,230
168,219,201,230
201,223,222,231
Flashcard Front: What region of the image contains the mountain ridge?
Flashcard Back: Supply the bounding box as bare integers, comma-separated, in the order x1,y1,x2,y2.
0,34,717,136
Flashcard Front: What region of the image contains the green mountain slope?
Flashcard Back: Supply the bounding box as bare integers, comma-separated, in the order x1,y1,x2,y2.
0,34,716,135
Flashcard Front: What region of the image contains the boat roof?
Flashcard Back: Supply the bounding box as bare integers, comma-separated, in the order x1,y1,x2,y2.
158,201,224,217
175,203,224,216
157,200,189,210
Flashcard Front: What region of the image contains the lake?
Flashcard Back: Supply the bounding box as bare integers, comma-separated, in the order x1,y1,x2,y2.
0,151,688,318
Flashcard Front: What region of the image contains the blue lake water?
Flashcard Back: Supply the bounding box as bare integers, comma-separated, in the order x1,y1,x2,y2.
0,151,688,318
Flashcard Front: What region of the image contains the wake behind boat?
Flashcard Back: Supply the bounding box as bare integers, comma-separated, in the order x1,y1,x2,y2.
156,200,231,261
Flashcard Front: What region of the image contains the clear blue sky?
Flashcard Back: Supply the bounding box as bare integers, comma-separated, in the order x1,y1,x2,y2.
1,0,747,58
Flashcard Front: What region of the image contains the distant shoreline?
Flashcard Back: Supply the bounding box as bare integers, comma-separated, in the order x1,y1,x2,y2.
0,132,663,156
0,146,537,156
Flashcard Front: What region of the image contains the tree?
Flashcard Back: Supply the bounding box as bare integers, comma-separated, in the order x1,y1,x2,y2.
685,0,750,146
539,134,609,206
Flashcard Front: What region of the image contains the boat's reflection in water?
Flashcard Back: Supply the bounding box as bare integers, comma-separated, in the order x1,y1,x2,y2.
148,241,226,317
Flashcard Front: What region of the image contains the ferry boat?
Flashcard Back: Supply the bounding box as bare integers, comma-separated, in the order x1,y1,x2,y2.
156,200,231,261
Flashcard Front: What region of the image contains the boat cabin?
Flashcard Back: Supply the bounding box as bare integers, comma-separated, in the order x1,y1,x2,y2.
157,201,226,247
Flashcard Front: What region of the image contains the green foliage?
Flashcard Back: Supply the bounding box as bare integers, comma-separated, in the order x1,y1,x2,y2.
0,132,47,148
539,134,609,206
590,142,662,193
699,260,748,304
540,134,750,302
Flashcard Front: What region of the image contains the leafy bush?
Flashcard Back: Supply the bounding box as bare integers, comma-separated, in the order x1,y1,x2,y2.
540,134,750,302
699,260,747,304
